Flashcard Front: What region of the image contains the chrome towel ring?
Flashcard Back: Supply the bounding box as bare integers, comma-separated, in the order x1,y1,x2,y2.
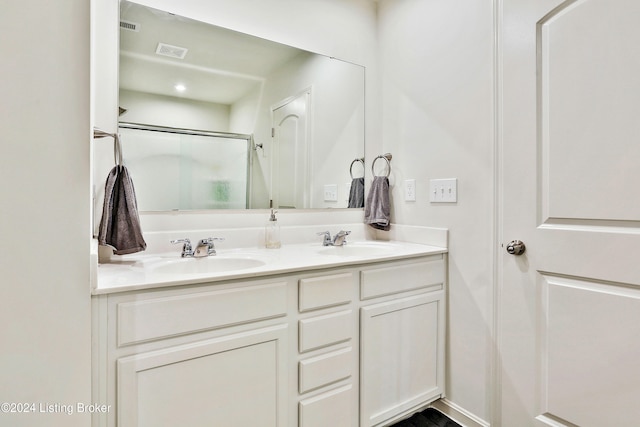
350,157,365,179
372,153,392,177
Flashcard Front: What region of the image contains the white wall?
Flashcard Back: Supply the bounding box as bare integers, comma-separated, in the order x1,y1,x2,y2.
378,0,494,423
0,1,91,426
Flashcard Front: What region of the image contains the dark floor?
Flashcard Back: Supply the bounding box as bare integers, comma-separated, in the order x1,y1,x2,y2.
390,408,462,427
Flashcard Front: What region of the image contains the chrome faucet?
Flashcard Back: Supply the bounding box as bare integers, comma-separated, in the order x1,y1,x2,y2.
317,230,351,246
170,237,225,257
194,237,225,257
333,230,351,246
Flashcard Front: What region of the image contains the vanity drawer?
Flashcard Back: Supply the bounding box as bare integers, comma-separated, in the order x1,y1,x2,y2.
360,257,444,300
299,272,353,312
299,384,353,427
117,281,287,346
299,310,352,352
299,347,352,393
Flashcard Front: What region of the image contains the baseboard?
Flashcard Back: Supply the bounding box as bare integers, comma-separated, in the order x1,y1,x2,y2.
430,398,490,427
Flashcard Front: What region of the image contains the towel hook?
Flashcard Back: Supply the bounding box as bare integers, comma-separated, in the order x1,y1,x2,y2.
372,153,392,178
349,157,365,179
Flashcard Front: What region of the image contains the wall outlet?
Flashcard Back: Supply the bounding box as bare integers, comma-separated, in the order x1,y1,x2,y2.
429,178,457,203
324,184,338,202
404,179,416,201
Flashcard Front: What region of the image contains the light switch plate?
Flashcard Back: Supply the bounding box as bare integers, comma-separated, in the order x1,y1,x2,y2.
324,184,338,202
404,179,416,201
429,178,457,203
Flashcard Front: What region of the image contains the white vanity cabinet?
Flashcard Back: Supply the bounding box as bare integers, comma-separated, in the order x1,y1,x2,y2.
94,278,292,427
359,256,446,427
93,251,446,427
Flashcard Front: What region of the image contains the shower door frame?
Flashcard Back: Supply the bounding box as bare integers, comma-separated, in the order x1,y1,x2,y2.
118,122,253,211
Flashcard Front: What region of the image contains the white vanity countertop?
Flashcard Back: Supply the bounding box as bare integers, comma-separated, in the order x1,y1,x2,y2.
94,240,447,295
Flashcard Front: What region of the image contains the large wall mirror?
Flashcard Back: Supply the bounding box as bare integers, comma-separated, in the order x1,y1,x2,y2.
114,0,366,211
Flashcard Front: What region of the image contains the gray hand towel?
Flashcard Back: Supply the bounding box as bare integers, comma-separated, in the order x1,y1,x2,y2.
98,165,147,255
364,176,391,230
348,177,365,208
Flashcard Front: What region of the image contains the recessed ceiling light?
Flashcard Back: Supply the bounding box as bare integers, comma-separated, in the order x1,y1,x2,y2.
175,84,186,92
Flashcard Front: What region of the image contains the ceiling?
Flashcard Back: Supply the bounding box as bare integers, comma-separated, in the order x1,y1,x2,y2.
119,1,304,105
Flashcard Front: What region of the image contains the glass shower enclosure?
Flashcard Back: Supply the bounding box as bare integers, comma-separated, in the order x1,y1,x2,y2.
118,123,252,211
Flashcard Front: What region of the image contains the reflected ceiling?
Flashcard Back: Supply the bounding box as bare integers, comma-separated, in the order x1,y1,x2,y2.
120,1,303,104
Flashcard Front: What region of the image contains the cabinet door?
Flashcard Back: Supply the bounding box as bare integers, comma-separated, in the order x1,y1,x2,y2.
117,325,288,427
360,292,444,426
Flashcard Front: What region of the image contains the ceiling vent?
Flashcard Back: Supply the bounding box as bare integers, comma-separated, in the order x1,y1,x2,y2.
120,20,140,32
155,43,189,60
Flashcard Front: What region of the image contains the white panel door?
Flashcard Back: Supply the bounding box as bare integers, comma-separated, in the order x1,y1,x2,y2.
500,1,640,426
272,90,311,209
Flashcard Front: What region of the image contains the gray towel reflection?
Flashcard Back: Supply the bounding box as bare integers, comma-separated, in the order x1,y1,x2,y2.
348,177,365,208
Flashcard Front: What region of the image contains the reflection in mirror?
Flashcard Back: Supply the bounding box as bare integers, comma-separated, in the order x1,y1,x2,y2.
116,1,365,211
119,123,251,210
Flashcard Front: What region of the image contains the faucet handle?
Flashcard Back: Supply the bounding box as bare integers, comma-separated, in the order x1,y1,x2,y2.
170,238,193,257
199,237,225,245
170,238,192,248
317,231,333,246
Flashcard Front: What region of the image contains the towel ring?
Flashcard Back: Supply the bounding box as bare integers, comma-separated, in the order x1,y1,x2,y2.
372,153,392,178
350,158,365,179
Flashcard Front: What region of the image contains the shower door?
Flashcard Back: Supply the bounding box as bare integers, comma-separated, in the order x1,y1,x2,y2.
119,124,251,211
499,1,640,426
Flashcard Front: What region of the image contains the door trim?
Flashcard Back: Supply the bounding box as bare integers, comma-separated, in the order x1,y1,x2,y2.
491,0,503,425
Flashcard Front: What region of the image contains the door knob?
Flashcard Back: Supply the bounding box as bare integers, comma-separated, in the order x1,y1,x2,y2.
506,240,526,256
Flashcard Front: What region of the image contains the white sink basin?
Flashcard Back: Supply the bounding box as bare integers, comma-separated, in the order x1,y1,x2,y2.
315,242,398,257
148,256,266,276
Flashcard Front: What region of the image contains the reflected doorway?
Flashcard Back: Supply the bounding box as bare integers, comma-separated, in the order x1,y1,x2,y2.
271,89,311,209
